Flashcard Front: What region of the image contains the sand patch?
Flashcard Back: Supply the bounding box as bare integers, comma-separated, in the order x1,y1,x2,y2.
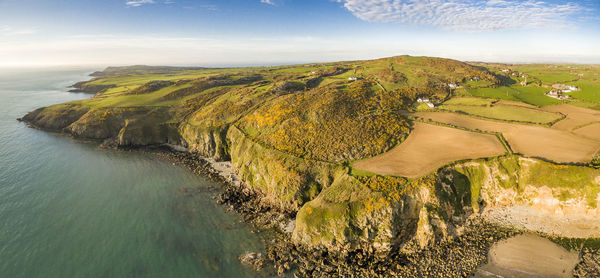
475,234,579,278
482,206,600,238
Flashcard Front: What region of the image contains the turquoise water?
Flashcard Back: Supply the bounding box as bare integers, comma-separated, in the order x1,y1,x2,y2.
0,68,266,277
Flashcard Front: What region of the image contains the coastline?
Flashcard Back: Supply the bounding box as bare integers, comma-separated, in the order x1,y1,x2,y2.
117,145,520,277
134,146,600,277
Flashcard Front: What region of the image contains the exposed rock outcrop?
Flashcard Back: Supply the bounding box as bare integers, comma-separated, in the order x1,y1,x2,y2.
22,105,181,147
69,81,116,94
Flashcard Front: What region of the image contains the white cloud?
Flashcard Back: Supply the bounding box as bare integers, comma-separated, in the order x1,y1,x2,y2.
335,0,582,31
2,31,598,67
126,0,154,7
261,0,276,5
0,26,37,36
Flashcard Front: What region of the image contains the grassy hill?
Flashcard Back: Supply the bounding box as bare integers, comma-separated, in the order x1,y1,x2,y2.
25,56,501,161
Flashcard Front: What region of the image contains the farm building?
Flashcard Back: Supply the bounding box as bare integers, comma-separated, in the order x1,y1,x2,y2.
546,90,570,100
348,77,358,81
417,98,435,108
552,84,579,91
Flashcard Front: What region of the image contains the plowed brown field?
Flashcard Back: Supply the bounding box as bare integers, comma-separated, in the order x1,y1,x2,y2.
353,122,506,178
415,111,600,163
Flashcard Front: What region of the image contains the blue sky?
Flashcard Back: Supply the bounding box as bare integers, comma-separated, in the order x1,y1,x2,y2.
0,0,599,66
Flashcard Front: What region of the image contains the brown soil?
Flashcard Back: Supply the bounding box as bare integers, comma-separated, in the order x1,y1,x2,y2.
353,122,506,178
415,112,600,163
574,123,600,141
544,104,600,131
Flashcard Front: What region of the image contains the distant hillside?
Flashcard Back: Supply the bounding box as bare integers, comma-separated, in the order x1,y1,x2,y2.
90,65,210,77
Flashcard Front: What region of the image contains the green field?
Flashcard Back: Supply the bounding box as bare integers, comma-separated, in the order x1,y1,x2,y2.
462,86,561,106
463,80,493,88
442,97,494,106
566,80,600,103
440,103,563,124
510,64,580,83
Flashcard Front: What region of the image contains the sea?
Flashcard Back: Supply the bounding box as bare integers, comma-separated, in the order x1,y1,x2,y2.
0,67,267,277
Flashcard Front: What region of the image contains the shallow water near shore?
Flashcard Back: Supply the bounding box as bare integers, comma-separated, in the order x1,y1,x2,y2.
0,68,266,277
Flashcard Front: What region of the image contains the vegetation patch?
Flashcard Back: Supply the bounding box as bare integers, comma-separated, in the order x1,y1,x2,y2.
238,81,412,162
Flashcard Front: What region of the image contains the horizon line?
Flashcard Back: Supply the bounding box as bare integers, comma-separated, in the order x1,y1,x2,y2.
1,55,600,69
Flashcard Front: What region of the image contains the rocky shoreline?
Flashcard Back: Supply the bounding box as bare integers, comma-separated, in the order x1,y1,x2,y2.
119,145,526,277
136,146,600,277
10,134,594,277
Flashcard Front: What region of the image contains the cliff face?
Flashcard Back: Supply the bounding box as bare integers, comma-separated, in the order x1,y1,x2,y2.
179,123,229,161
69,81,116,94
444,156,600,216
292,155,600,251
227,126,342,211
292,174,443,252
23,105,181,146
21,104,90,131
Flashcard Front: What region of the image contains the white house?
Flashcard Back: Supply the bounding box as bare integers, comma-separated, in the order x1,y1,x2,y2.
417,98,435,108
447,83,458,89
552,84,579,92
348,77,358,81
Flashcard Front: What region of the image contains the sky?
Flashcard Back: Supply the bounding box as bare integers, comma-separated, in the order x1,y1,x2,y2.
0,0,599,67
